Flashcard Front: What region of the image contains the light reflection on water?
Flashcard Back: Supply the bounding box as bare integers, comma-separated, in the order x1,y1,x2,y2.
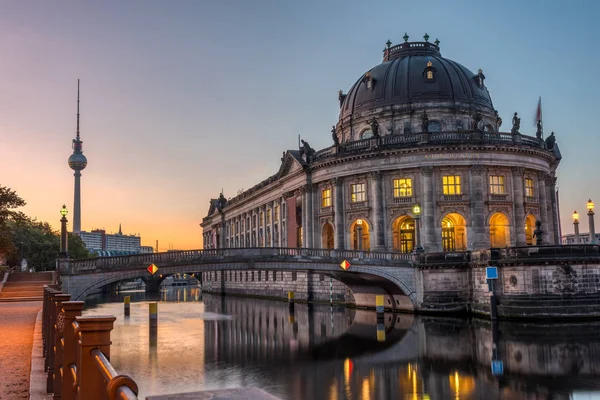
84,287,600,400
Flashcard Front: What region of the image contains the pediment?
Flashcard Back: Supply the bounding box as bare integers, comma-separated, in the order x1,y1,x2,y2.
277,150,305,178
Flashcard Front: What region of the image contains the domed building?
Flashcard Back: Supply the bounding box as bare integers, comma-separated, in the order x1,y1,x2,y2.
201,35,562,254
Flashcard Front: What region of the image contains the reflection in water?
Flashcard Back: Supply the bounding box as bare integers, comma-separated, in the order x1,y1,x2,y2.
84,287,600,400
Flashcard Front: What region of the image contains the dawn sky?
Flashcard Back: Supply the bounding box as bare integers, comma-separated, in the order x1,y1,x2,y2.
1,0,599,250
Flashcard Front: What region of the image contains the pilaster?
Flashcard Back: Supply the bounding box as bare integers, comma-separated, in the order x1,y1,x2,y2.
420,166,435,252
512,167,527,245
371,171,386,251
537,172,549,243
469,165,488,249
333,177,345,249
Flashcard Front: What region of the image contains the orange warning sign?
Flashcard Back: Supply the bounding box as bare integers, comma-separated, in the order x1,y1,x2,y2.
340,260,351,270
147,264,159,275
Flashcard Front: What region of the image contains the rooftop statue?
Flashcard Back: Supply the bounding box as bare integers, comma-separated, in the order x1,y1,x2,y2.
472,112,482,131
545,131,556,150
536,120,543,139
511,112,521,134
331,126,340,146
421,111,429,133
533,220,544,245
368,118,380,138
300,139,316,161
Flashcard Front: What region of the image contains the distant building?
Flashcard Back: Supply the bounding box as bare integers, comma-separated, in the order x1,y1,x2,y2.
77,224,148,256
562,232,599,245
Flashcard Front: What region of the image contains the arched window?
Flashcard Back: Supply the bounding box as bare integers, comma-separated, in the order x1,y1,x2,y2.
360,129,374,140
442,214,467,252
427,121,442,132
392,216,415,253
322,223,334,249
484,124,494,133
490,212,510,248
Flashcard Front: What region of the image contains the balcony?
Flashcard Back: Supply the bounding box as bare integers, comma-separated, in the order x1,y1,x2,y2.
392,196,414,204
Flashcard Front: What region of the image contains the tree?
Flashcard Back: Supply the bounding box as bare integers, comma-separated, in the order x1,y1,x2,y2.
0,185,26,258
68,233,91,260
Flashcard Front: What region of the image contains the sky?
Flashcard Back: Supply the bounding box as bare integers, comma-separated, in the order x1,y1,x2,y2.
1,0,599,250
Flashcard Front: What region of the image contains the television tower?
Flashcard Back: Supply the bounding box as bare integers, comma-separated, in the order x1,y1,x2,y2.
68,79,88,233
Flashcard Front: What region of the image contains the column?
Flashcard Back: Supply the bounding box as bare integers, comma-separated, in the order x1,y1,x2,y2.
469,165,488,249
334,177,345,249
549,177,560,244
371,171,386,251
420,167,435,251
538,172,549,243
278,199,283,247
219,215,226,248
512,167,527,245
306,182,314,248
261,205,267,247
270,201,275,247
545,175,557,244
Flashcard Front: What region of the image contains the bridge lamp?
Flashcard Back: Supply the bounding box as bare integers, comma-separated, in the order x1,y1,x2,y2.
588,199,597,244
59,204,69,258
356,219,363,251
413,204,423,253
573,210,581,244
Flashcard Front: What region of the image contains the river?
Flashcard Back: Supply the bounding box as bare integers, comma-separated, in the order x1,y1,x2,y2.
85,287,600,400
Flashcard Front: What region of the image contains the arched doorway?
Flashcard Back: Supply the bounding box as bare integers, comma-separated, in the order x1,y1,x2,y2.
322,223,334,249
392,216,415,253
350,219,370,251
442,213,467,252
490,212,510,248
525,214,536,246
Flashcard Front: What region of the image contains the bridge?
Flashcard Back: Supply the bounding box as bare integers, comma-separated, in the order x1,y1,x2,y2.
58,247,416,310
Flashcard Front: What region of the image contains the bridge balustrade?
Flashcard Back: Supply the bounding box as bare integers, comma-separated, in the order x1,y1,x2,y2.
43,286,138,400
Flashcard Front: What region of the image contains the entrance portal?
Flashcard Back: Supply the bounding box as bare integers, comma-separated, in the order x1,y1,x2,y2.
490,212,510,248
392,216,415,253
322,223,334,249
350,219,370,251
441,213,467,252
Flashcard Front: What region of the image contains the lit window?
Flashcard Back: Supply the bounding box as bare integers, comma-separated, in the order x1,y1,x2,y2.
322,188,332,207
427,71,433,80
442,175,461,195
259,211,264,227
393,178,412,197
525,178,535,197
350,183,366,202
489,175,505,194
274,204,280,222
267,209,272,225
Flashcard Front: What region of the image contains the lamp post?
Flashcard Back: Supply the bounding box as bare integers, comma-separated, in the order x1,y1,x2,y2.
588,199,596,244
356,219,363,251
413,204,423,253
60,205,69,257
573,210,580,244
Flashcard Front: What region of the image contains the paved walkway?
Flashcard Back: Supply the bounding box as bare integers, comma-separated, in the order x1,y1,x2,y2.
0,301,42,399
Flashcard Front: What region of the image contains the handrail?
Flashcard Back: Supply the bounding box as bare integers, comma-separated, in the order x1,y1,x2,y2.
43,288,139,400
92,348,139,400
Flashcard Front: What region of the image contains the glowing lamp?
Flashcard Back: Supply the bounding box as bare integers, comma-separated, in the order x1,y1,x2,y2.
588,199,595,212
60,204,68,217
412,204,421,216
356,219,363,225
573,210,579,222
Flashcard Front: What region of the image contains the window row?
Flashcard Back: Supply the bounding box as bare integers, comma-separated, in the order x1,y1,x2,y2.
319,175,537,204
226,204,286,235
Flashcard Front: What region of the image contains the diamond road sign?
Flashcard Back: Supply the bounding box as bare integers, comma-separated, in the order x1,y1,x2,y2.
340,260,351,270
147,264,159,275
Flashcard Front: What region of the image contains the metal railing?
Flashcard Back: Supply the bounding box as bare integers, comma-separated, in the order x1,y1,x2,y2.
69,247,415,274
43,286,138,400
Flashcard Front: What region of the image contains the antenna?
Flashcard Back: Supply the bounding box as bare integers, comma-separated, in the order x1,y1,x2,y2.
76,79,80,140
298,134,300,148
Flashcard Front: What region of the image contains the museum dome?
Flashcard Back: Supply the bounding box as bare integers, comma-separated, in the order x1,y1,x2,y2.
339,36,495,120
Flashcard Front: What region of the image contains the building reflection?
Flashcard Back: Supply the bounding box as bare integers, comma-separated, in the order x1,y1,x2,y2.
202,295,600,400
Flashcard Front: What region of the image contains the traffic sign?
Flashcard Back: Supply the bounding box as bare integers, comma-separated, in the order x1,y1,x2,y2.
491,360,503,376
486,266,498,280
147,264,159,275
340,260,351,270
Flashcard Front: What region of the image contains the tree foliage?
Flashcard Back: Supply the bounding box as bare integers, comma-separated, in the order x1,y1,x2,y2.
0,184,91,270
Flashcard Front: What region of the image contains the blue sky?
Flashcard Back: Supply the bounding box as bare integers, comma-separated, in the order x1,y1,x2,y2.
1,0,598,249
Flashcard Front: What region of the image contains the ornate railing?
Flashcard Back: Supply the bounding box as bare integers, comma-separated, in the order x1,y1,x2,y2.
416,245,600,267
69,247,415,274
43,286,138,400
313,131,549,162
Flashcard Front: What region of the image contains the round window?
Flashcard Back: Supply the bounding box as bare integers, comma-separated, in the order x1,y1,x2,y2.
427,121,442,132
360,129,374,139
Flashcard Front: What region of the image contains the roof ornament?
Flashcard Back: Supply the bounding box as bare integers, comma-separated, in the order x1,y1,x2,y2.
421,111,429,133
423,33,430,42
434,38,440,47
368,118,380,138
331,126,340,146
338,89,346,107
386,39,392,49
545,132,556,150
403,33,409,42
427,61,433,67
511,112,521,135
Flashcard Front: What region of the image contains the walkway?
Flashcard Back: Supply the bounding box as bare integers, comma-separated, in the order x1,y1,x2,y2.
0,301,42,399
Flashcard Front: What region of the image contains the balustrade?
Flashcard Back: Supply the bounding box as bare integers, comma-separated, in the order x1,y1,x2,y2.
42,286,138,400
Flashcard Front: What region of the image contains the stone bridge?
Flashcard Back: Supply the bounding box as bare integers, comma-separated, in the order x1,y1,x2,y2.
58,248,416,310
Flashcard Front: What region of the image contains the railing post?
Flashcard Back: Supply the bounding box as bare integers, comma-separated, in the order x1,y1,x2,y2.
44,285,60,366
61,301,85,400
46,290,61,391
75,316,116,400
52,294,72,400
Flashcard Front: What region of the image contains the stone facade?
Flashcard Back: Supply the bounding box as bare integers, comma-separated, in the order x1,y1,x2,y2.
201,38,561,257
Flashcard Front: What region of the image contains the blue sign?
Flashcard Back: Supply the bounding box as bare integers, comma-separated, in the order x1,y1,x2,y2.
486,266,498,280
491,360,504,376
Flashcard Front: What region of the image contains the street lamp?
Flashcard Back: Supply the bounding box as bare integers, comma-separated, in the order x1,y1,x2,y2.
573,210,580,244
413,204,423,253
588,199,596,244
60,204,69,257
356,219,363,251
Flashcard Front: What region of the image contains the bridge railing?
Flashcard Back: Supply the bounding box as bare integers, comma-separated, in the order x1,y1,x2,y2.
70,247,414,273
43,286,138,400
